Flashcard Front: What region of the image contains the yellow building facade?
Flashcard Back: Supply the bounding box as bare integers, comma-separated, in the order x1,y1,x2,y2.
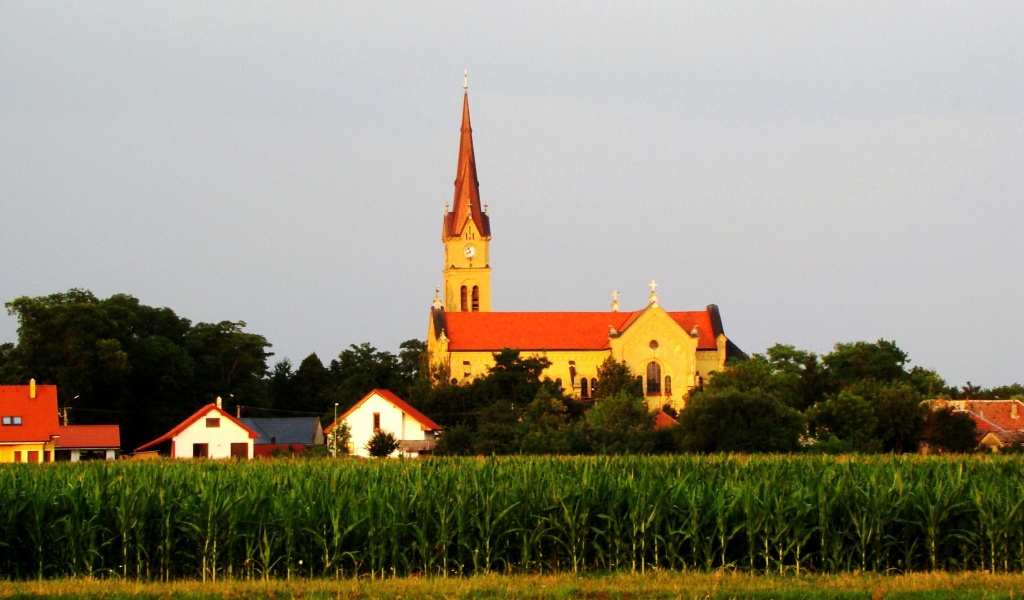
428,85,743,409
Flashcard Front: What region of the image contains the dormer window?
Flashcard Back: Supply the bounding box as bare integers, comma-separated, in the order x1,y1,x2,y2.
2,416,22,426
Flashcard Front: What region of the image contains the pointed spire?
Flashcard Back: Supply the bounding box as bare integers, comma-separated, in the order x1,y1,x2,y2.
444,75,490,239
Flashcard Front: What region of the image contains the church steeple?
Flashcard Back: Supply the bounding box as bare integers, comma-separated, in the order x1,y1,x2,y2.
443,77,490,239
441,73,492,313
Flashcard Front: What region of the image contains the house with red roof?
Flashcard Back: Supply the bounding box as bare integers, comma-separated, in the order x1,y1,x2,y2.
945,399,1024,451
56,425,121,461
325,389,441,458
426,83,743,411
0,380,61,463
135,397,259,459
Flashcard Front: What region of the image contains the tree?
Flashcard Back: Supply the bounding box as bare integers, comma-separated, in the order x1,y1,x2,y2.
870,381,926,453
327,421,352,456
823,339,910,390
806,391,880,452
678,388,805,453
923,405,977,453
186,320,273,404
365,429,401,458
594,356,641,400
702,344,825,412
582,391,657,454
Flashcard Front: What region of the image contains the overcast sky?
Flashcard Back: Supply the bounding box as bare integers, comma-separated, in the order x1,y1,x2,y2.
2,2,1021,388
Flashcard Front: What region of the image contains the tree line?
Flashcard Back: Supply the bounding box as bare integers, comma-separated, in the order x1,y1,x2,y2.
1,289,1019,454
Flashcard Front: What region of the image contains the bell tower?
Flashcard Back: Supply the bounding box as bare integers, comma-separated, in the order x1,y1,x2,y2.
442,74,492,312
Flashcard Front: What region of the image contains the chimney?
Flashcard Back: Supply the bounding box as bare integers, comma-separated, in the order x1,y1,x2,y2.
216,396,222,409
29,379,36,399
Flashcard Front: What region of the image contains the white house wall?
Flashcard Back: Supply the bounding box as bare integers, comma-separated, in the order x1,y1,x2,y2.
345,393,426,458
171,411,253,459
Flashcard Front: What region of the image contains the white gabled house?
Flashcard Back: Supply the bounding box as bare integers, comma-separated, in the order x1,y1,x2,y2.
135,397,259,459
325,389,442,458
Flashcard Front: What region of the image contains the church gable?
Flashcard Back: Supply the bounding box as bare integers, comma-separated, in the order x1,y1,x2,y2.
611,306,700,364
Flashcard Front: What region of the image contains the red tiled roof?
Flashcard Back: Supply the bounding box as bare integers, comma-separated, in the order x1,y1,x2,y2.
441,310,717,351
653,411,678,430
135,403,259,452
327,389,442,433
962,400,1024,434
57,425,121,449
0,384,59,443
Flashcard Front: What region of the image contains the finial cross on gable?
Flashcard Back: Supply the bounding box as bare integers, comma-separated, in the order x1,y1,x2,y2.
611,290,619,302
649,280,659,294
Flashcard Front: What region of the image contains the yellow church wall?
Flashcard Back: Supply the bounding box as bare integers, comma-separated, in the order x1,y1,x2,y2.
610,307,701,410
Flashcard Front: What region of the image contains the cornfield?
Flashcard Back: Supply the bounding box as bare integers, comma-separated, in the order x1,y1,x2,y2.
1,455,1022,580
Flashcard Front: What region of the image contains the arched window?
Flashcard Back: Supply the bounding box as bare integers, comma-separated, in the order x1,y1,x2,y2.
591,378,598,398
472,286,480,311
646,362,662,395
664,375,672,396
580,378,589,398
555,378,563,391
460,286,468,312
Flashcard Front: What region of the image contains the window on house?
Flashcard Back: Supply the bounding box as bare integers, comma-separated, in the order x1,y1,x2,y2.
193,443,209,458
13,451,22,463
472,286,479,311
27,451,39,464
569,361,577,387
206,418,221,428
580,378,589,398
665,376,672,396
230,443,248,459
646,362,662,395
591,378,598,398
2,416,22,426
463,361,471,378
373,412,381,432
460,286,468,312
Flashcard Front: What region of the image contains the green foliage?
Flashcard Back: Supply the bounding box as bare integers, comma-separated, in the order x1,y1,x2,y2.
807,391,880,452
365,429,401,458
327,421,352,457
3,290,273,450
594,356,641,400
678,388,805,453
582,391,657,454
923,406,978,453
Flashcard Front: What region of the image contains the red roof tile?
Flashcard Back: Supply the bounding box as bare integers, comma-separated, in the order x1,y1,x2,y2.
441,309,717,351
57,425,121,449
653,410,678,430
962,400,1024,433
327,389,442,433
0,384,59,443
135,403,259,452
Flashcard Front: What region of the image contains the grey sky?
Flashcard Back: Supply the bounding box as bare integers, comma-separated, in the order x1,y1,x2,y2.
2,2,1021,387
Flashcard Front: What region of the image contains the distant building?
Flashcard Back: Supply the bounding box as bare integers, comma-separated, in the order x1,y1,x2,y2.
426,83,743,410
325,389,441,458
239,416,324,457
945,399,1024,452
135,397,258,459
0,381,61,463
56,425,120,461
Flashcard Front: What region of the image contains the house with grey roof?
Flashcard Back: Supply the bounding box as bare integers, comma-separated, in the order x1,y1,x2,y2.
238,416,325,457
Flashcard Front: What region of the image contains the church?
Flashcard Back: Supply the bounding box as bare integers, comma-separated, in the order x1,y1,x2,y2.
426,81,744,409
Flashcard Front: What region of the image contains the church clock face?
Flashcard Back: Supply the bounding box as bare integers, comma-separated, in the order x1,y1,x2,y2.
463,244,477,259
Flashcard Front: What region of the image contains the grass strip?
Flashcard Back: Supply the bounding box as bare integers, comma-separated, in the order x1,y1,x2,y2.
2,572,1024,599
